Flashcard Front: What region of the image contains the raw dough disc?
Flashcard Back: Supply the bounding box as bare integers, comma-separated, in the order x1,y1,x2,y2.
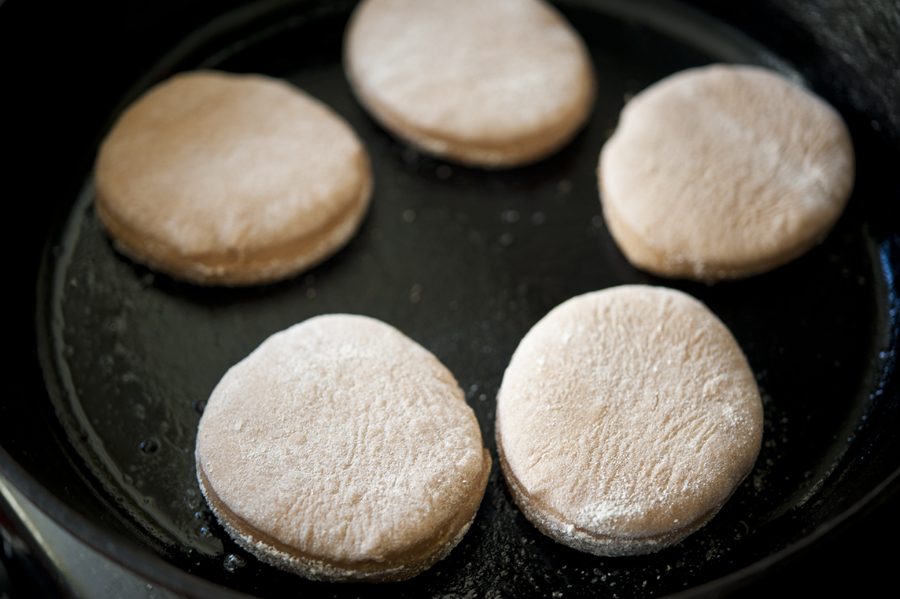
343,0,596,168
95,70,372,286
195,314,492,581
495,285,763,556
598,64,855,282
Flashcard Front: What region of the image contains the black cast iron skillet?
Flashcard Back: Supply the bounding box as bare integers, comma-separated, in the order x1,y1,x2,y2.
3,0,899,597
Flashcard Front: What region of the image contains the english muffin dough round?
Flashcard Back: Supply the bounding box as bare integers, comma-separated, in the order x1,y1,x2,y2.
343,0,596,168
599,64,855,282
95,70,372,286
495,286,763,556
195,315,491,582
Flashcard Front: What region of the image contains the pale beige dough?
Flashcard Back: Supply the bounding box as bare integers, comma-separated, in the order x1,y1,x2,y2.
195,314,491,581
495,285,763,556
343,0,596,168
95,70,372,286
599,64,855,282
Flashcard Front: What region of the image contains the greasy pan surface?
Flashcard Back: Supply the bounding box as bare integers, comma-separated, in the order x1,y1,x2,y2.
3,0,899,597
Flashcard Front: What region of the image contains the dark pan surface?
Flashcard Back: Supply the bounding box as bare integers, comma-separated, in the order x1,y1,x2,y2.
6,0,899,597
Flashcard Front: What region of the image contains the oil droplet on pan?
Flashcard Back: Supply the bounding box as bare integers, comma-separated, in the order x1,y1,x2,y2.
224,554,247,573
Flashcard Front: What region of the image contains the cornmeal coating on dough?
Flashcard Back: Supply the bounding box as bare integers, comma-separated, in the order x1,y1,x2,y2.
196,315,491,581
95,70,372,286
599,64,854,282
496,286,762,556
344,0,596,168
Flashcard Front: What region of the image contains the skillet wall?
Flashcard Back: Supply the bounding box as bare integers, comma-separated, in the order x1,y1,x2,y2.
2,0,899,597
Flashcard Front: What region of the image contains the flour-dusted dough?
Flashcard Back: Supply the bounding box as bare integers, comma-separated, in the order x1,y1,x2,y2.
95,70,372,286
343,0,596,168
195,315,491,581
599,64,855,282
496,285,763,556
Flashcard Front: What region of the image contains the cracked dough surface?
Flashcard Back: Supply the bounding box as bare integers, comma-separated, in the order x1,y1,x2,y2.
343,0,595,168
496,285,763,556
196,314,491,581
95,70,372,286
599,64,854,282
